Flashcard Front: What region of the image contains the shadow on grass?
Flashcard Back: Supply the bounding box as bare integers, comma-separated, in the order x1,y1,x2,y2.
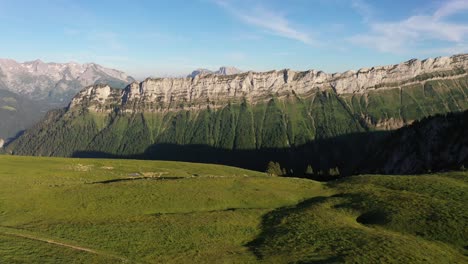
245,191,394,262
332,192,392,226
245,196,338,261
72,130,389,179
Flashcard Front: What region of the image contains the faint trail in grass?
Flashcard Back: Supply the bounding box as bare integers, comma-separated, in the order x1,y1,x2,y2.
89,176,184,184
151,207,273,216
0,226,129,263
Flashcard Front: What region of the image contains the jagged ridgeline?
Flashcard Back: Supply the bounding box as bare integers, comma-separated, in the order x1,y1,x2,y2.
6,54,468,175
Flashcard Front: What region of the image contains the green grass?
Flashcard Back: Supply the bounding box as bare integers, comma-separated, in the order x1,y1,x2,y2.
0,155,328,263
0,233,113,263
0,155,466,263
250,172,468,263
0,105,16,111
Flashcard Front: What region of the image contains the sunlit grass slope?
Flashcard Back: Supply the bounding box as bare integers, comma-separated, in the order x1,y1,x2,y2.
0,155,466,263
250,172,468,263
0,155,328,263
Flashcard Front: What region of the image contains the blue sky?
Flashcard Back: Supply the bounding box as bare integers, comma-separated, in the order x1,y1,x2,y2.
1,0,467,79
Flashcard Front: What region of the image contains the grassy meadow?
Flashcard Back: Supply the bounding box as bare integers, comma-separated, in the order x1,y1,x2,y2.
0,155,466,263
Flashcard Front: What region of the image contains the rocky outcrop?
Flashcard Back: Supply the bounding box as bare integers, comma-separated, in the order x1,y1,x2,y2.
0,58,134,104
69,84,123,112
71,54,468,113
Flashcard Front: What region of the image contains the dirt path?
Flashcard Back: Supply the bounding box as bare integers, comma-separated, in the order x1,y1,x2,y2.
0,227,129,262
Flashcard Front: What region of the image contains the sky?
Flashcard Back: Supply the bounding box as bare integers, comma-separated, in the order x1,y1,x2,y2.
0,0,467,79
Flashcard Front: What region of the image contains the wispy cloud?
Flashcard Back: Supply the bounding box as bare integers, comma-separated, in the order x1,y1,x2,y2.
350,0,374,22
348,0,468,54
214,0,315,45
434,0,468,19
421,43,468,55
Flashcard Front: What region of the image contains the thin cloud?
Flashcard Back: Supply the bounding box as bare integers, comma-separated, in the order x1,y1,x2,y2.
348,0,468,54
434,0,468,19
214,0,315,45
350,0,374,22
422,43,468,55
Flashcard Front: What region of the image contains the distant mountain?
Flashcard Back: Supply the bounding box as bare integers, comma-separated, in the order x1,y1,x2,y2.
187,68,212,78
0,59,134,105
216,66,243,75
6,54,468,176
188,66,242,78
0,59,134,139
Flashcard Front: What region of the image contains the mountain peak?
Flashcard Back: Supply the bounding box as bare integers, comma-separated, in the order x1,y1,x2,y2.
23,59,44,65
216,66,242,75
188,68,213,78
188,66,243,78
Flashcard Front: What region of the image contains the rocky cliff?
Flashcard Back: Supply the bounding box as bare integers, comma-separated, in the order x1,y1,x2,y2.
70,54,467,113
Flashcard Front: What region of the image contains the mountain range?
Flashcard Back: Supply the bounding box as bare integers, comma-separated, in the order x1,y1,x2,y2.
4,54,467,176
0,59,134,140
0,59,134,103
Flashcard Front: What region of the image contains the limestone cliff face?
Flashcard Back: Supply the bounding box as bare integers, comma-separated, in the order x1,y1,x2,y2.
69,54,468,113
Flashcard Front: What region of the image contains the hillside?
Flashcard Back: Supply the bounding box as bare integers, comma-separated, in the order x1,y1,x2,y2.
0,89,44,140
366,110,468,174
0,155,466,263
5,54,468,175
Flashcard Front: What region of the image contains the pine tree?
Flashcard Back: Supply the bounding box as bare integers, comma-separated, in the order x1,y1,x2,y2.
305,165,314,175
329,167,340,177
266,161,283,176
